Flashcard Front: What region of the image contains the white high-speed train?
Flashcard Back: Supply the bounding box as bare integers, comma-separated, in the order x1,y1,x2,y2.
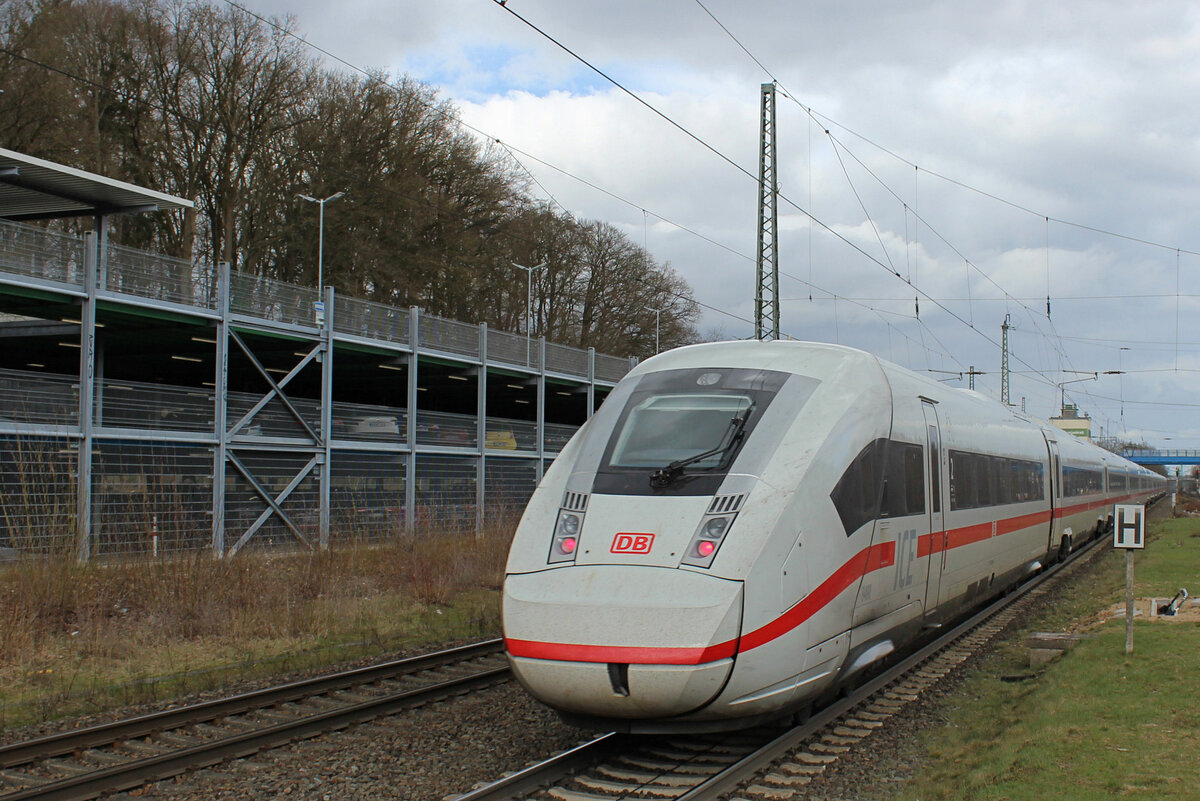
502,341,1164,732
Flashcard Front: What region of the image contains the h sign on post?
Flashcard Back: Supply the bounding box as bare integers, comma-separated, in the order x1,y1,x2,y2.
1114,504,1145,549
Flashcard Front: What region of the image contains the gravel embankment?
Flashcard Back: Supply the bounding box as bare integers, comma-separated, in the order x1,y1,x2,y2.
131,682,584,801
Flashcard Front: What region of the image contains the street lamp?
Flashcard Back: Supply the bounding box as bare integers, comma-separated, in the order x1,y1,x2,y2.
298,190,347,300
511,261,546,366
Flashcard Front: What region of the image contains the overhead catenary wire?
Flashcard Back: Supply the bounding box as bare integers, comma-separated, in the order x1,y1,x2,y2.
688,0,1194,411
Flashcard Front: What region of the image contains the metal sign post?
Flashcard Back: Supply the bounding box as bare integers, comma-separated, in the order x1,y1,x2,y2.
1114,504,1146,654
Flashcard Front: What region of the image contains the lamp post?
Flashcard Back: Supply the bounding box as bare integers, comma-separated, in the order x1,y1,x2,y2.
298,191,347,313
511,261,546,366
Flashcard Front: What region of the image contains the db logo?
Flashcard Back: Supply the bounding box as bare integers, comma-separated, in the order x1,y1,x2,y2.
611,532,655,554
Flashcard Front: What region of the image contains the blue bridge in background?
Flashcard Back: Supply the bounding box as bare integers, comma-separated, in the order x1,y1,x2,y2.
1117,449,1200,466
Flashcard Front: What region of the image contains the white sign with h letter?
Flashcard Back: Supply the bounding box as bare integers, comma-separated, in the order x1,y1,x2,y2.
1114,504,1145,549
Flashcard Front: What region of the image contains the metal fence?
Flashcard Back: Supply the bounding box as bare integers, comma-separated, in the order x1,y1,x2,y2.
419,312,480,358
334,295,409,344
546,341,589,377
230,272,320,328
100,379,214,432
483,456,538,520
0,435,76,554
92,442,213,557
0,220,84,288
0,368,78,426
105,244,217,309
414,455,477,527
330,450,407,543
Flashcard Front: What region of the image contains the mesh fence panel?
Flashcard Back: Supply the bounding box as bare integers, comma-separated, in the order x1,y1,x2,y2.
223,450,319,552
486,417,536,451
333,296,409,344
483,456,538,522
99,379,213,432
330,450,406,543
544,422,579,453
331,401,406,443
0,435,76,554
105,244,217,309
418,312,479,357
227,391,320,439
487,328,535,368
416,410,478,448
229,272,319,328
0,219,84,287
595,353,633,382
0,368,78,426
545,342,589,377
92,442,213,557
414,455,476,531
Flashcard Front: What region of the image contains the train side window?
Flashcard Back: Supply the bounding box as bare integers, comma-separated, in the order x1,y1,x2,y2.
831,438,886,536
925,426,941,514
882,441,925,518
903,443,925,515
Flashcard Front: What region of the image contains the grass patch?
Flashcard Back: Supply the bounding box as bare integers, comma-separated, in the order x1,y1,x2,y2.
899,512,1200,801
0,522,513,729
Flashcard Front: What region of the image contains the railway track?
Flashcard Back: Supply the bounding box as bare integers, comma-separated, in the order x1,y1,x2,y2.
457,531,1114,801
0,639,510,801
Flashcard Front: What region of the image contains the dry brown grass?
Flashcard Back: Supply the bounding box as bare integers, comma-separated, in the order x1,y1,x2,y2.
0,519,518,728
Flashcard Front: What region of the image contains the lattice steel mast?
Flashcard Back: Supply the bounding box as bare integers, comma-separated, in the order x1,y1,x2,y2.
755,83,780,340
1001,314,1012,406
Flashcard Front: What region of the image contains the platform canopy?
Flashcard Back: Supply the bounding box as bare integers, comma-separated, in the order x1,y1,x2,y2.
0,147,193,222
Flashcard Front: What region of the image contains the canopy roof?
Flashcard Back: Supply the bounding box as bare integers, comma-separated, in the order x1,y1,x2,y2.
0,148,192,221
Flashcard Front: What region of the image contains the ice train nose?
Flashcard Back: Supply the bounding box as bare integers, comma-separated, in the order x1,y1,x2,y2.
503,565,743,718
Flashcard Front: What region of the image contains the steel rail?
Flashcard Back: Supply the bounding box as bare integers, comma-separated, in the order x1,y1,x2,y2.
0,638,502,770
453,733,628,801
1,664,512,801
676,532,1111,799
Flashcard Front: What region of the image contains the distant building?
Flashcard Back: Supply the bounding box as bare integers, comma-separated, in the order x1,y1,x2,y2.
1050,403,1091,439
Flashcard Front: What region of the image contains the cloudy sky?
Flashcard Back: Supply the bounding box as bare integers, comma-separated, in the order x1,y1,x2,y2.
244,0,1200,452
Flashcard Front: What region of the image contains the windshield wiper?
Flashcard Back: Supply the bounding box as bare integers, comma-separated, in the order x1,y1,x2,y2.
649,408,753,489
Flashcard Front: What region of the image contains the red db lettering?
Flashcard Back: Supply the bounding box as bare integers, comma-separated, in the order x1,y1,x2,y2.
611,532,655,554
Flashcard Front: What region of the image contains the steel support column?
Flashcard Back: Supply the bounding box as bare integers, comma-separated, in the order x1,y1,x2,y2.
536,337,546,482
586,347,596,416
319,286,334,548
476,323,487,536
212,262,231,555
405,307,420,531
76,229,100,561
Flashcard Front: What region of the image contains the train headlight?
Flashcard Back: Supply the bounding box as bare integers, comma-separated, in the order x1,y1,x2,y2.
548,510,584,564
682,514,736,568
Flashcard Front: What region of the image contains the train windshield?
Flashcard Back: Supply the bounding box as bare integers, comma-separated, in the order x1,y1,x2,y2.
609,394,753,469
592,367,791,495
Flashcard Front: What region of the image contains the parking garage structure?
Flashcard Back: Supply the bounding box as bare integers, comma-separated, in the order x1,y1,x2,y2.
0,148,631,559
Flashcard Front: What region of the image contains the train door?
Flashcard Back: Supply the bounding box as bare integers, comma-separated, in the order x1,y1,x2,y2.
1046,437,1062,552
921,402,946,615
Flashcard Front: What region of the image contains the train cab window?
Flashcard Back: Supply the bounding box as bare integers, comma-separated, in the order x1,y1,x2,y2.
592,367,794,496
608,394,752,468
831,438,886,536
